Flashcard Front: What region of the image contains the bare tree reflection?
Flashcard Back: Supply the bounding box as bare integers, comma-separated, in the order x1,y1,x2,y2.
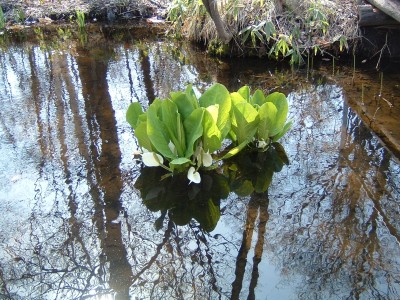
75,45,134,299
231,192,269,300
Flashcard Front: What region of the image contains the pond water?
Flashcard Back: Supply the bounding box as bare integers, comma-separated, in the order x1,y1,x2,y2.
1,26,400,299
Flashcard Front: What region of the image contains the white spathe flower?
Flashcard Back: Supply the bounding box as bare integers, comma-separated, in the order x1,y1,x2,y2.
187,167,201,184
202,151,212,167
195,146,213,167
142,152,164,167
257,140,268,149
168,141,178,156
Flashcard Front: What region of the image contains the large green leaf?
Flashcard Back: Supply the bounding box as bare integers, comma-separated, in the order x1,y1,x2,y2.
135,121,153,151
199,83,232,139
229,92,246,140
251,89,266,107
258,102,277,141
183,108,204,158
237,85,250,102
126,102,144,129
265,92,288,136
202,109,222,153
160,99,185,157
221,140,249,160
170,91,197,120
231,101,260,145
170,157,191,166
147,99,176,159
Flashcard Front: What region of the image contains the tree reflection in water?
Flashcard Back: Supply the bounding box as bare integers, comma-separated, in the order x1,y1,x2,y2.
0,33,399,299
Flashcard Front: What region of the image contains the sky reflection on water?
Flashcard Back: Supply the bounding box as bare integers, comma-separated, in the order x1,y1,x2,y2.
0,33,399,299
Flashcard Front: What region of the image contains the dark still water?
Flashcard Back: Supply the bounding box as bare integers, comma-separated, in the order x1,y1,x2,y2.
0,27,400,299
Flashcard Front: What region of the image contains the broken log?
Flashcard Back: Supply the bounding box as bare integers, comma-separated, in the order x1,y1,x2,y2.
366,0,400,24
359,4,399,26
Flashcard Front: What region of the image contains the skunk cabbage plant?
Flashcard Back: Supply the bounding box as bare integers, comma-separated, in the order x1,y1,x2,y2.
126,83,291,183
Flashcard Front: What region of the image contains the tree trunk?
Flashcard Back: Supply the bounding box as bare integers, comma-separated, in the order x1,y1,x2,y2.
202,0,233,43
367,0,400,23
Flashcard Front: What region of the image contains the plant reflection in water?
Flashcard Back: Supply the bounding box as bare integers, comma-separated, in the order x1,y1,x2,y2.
135,143,288,232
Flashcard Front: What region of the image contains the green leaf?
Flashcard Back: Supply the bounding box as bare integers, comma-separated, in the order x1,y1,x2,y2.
199,83,232,139
160,99,185,157
237,86,250,102
170,157,191,166
135,121,153,151
231,101,260,144
251,89,266,107
170,91,197,120
126,102,144,129
183,108,204,158
258,102,277,141
147,99,176,159
265,92,289,136
221,140,249,159
202,109,222,153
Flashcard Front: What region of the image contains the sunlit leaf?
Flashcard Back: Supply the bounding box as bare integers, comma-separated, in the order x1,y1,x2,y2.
126,102,144,129
265,92,288,136
221,140,249,160
237,86,250,102
199,83,232,139
258,102,277,140
202,109,222,153
251,89,266,107
231,101,259,144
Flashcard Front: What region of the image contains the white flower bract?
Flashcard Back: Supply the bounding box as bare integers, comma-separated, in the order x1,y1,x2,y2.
142,152,164,167
187,167,201,184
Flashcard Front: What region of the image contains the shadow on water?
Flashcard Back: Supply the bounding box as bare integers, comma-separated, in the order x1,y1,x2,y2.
0,25,400,299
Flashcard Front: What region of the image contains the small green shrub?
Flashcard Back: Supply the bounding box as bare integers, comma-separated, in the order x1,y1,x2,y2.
76,10,85,30
126,83,291,184
0,7,6,29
